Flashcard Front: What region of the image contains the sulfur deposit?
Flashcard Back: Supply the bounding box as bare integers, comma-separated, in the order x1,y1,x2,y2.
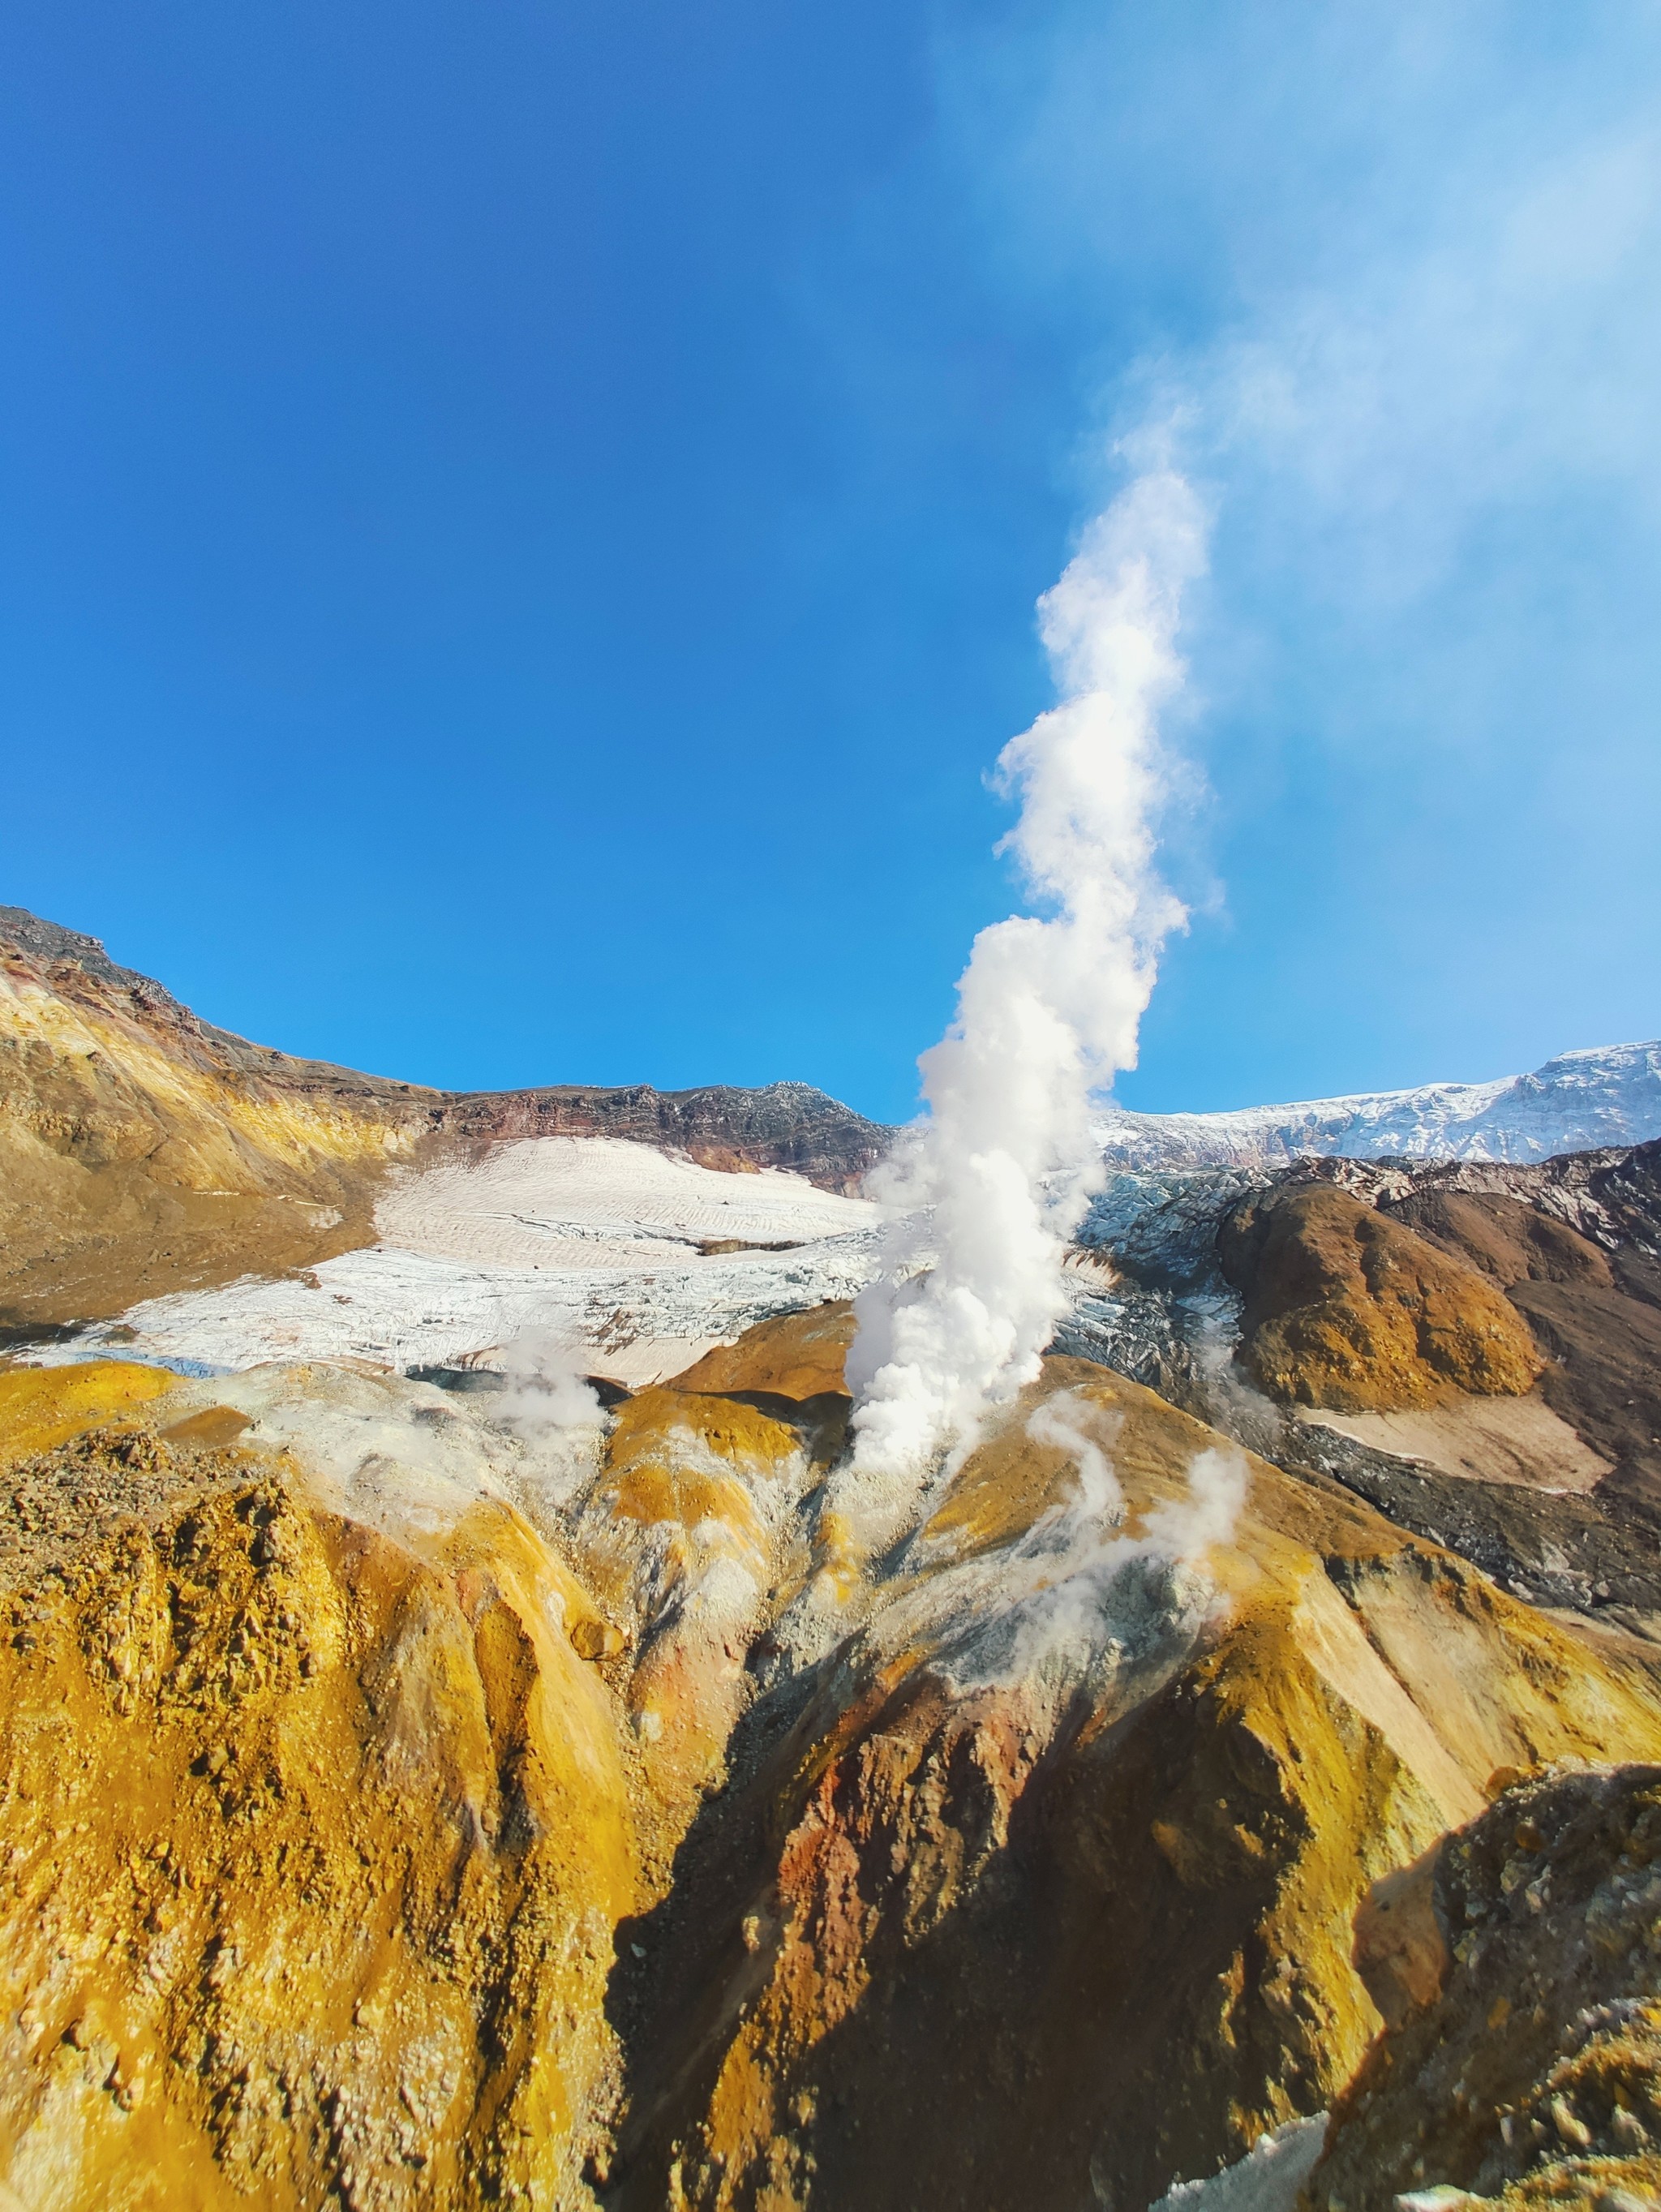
7,913,1661,2212
4,1311,1660,2210
0,1361,638,2210
601,1356,1661,2211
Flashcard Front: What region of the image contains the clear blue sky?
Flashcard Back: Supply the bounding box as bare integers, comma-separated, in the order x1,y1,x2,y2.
4,2,1659,1124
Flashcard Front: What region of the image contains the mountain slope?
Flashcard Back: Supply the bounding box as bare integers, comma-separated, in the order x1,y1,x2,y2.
0,909,886,1330
1062,1144,1661,1656
1094,1041,1661,1169
4,1329,1660,2209
7,915,1661,2210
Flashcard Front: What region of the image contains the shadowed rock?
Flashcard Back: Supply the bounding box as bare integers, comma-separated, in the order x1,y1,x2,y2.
1310,1763,1661,2209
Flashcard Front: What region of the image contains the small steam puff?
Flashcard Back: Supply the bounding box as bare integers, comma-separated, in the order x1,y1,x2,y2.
1025,1389,1124,1527
844,468,1208,1531
493,1329,609,1508
494,1329,603,1434
899,1392,1249,1701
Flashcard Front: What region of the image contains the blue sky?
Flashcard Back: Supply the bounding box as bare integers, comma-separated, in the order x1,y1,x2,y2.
3,2,1659,1125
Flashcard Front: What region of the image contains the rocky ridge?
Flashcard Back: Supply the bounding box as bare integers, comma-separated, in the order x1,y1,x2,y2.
1093,1042,1661,1170
6,913,1661,2210
0,909,886,1332
1309,1761,1661,2208
1062,1145,1661,1647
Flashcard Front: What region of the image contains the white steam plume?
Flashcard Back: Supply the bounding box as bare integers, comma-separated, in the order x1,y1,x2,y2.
495,1328,603,1435
844,468,1207,1518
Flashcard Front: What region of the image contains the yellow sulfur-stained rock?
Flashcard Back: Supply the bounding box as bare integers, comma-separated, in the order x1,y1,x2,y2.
573,1389,810,1852
605,1360,1661,2212
0,1373,642,2212
667,1306,856,1404
0,1361,182,1466
6,1317,1661,2212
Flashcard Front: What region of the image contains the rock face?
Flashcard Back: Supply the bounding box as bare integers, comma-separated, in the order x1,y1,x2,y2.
1065,1147,1661,1642
600,1360,1661,2212
6,913,1661,2211
0,909,887,1329
1219,1185,1544,1412
1311,1763,1661,2209
2,1309,1661,2208
430,1086,883,1197
0,1361,638,2210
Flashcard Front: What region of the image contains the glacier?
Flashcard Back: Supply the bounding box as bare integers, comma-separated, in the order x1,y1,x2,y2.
37,1138,890,1386
21,1045,1661,1393
1092,1039,1661,1169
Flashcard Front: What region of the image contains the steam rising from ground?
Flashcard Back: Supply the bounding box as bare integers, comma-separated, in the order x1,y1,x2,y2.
845,469,1207,1518
842,1387,1249,1707
494,1328,610,1508
956,1398,1247,1699
496,1328,603,1437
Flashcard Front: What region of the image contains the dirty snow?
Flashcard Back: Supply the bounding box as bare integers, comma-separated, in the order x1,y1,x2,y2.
1147,2114,1328,2212
44,1138,888,1385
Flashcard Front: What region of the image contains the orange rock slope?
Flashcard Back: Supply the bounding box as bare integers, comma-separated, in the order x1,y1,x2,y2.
2,1309,1659,2210
1221,1183,1545,1411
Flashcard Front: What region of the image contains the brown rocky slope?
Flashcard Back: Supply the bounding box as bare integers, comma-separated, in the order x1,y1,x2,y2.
0,908,886,1330
1219,1182,1544,1412
1184,1155,1661,1643
1311,1760,1661,2208
1215,1148,1661,1523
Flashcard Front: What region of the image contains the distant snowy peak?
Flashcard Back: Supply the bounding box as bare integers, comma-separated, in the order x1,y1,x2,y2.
1092,1041,1661,1170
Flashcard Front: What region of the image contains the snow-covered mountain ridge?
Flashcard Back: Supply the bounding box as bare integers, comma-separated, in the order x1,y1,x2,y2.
1092,1039,1661,1169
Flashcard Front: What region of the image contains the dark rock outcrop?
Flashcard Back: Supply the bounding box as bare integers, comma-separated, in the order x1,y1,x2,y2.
1282,1420,1661,1634
428,1080,883,1193
1310,1763,1661,2209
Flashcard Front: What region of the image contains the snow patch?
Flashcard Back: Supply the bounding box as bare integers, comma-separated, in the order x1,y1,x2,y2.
28,1138,889,1384
1147,2114,1328,2212
376,1135,875,1269
1096,1041,1661,1168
